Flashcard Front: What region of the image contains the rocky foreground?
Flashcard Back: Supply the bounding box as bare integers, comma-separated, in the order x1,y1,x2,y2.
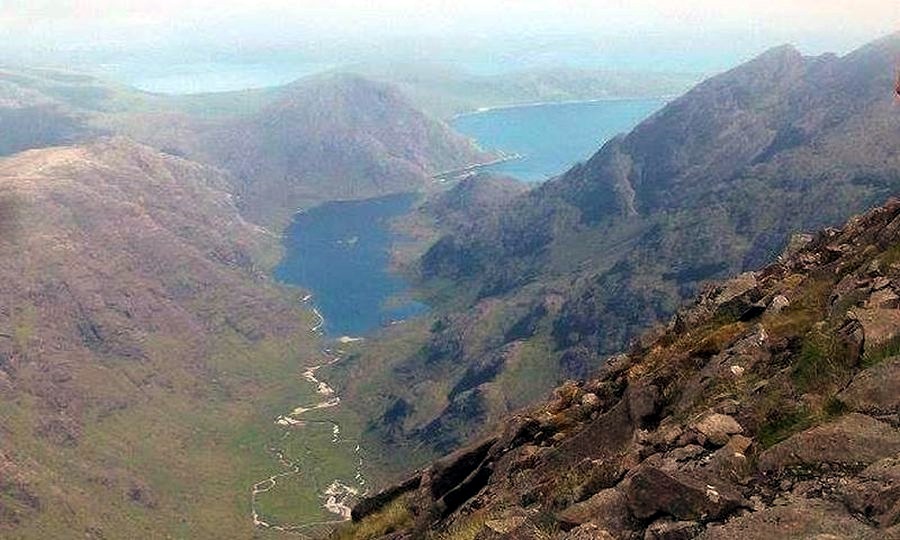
339,199,900,539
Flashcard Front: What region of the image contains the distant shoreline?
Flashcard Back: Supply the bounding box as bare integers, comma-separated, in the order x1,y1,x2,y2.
450,95,675,120
431,152,525,182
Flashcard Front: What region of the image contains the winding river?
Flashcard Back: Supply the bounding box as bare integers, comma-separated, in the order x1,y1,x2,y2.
249,298,367,536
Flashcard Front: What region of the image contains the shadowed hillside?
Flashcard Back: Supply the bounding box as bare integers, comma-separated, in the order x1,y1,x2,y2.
336,33,900,474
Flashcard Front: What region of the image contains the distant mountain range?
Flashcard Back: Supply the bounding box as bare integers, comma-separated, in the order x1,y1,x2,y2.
0,64,694,227
342,63,702,118
336,32,900,472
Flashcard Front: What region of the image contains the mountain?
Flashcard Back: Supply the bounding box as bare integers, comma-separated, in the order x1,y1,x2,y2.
335,34,900,474
185,74,492,226
339,196,900,540
1,68,492,228
0,67,113,155
0,138,322,537
344,63,702,118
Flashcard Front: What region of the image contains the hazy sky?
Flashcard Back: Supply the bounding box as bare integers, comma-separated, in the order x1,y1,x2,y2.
2,1,899,75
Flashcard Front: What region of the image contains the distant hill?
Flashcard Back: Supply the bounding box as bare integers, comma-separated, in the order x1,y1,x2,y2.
0,67,113,155
337,33,900,468
344,62,702,118
187,74,492,226
0,138,323,537
0,68,492,228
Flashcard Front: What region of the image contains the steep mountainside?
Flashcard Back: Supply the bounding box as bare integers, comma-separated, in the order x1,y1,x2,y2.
0,138,323,537
340,198,900,540
336,33,900,471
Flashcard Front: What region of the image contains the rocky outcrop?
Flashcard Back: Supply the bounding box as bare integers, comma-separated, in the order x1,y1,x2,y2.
698,498,881,539
758,414,900,472
341,199,900,540
838,357,900,418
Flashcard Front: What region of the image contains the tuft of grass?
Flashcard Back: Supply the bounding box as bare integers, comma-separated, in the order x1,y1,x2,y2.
862,334,900,368
791,326,857,393
758,407,814,449
823,395,849,417
330,497,413,540
432,511,493,540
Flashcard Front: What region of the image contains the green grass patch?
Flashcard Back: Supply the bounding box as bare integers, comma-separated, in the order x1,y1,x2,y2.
792,327,856,393
862,334,900,368
758,407,814,449
330,496,413,540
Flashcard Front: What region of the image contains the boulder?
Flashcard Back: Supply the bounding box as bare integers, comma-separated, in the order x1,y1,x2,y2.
692,413,743,447
707,435,753,483
581,393,600,409
622,456,746,522
563,523,615,540
766,295,790,315
474,515,541,540
627,383,661,424
668,444,705,463
697,498,879,539
837,456,900,527
837,357,900,416
758,414,900,472
867,287,900,309
556,488,632,534
481,515,526,535
644,518,702,540
854,308,900,354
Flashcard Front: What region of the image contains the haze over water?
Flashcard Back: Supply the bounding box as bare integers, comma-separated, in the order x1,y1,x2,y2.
452,99,665,182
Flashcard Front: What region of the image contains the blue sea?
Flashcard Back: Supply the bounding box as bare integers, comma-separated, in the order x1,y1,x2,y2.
274,194,428,337
452,99,665,182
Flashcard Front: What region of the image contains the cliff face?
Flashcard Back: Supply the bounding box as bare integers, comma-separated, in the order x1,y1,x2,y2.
342,33,900,463
342,198,900,540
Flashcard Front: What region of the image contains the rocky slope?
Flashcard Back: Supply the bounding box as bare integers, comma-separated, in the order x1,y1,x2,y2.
0,138,321,537
338,32,900,464
340,197,900,540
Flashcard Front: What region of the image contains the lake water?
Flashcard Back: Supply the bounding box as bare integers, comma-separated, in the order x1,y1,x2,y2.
451,99,665,182
274,194,427,337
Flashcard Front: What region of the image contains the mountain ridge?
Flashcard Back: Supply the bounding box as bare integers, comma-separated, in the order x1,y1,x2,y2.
336,34,900,479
